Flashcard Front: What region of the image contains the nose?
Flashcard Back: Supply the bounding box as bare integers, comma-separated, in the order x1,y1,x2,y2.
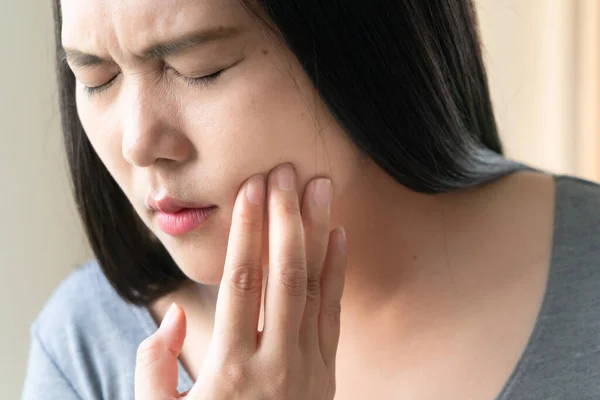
121,81,193,167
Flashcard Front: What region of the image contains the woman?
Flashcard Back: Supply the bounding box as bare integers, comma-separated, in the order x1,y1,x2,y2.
22,0,600,398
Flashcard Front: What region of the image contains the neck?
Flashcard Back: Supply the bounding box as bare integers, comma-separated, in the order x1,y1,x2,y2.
172,160,468,335
334,160,458,323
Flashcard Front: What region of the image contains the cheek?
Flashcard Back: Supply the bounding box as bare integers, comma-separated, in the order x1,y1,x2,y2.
221,69,358,207
76,92,133,196
182,56,340,189
193,56,356,221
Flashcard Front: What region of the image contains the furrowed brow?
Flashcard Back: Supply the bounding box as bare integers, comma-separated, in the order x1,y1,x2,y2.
141,26,241,60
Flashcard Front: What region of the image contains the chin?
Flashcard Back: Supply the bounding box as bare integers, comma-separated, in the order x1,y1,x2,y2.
170,250,227,285
158,228,230,285
167,245,271,290
155,213,272,286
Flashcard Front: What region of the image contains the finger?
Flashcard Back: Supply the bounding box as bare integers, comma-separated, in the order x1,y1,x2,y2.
213,174,266,358
319,227,347,368
135,303,187,400
262,163,307,348
299,178,332,348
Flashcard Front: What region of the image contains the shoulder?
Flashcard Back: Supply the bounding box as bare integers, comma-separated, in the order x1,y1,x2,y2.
549,175,600,311
555,175,600,211
496,175,600,398
30,260,153,398
32,260,150,342
555,175,600,208
553,175,600,252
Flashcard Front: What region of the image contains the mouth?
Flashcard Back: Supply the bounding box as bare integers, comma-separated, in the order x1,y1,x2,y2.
146,195,217,236
154,206,218,236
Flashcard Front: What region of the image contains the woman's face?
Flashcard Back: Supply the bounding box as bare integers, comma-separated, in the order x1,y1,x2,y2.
61,0,361,284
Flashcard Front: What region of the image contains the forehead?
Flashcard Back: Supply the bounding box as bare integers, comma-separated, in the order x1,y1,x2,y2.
60,0,249,57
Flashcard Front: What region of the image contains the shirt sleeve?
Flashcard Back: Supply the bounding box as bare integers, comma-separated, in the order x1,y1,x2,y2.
21,328,83,400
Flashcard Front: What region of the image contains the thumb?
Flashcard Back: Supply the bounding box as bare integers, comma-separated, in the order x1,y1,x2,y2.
135,303,187,400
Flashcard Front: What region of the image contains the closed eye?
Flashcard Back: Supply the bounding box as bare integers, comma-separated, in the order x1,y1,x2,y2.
81,61,236,98
170,67,225,88
83,74,120,97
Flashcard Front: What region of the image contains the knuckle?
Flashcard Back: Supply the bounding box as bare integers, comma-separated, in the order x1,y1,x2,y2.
265,367,292,398
220,362,250,385
275,196,301,216
228,263,263,296
136,335,164,366
213,362,252,394
322,299,342,324
305,275,321,302
235,209,262,233
277,261,307,297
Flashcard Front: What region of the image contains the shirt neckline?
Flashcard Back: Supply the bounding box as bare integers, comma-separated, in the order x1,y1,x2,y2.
495,174,564,399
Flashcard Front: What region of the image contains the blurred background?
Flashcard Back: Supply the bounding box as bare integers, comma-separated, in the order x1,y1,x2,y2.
0,0,598,397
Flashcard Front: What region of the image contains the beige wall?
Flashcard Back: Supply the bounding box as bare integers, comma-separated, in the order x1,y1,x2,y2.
0,1,91,398
574,0,600,179
477,0,600,180
477,0,575,174
1,1,596,398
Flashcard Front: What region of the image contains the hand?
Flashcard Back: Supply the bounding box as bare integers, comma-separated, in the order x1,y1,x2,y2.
135,163,347,399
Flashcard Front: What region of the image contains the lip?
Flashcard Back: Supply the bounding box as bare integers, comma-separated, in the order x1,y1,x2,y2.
146,195,217,235
146,196,214,214
155,207,217,236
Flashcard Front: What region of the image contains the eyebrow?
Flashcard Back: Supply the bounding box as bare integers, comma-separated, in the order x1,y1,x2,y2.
62,50,109,68
62,26,242,68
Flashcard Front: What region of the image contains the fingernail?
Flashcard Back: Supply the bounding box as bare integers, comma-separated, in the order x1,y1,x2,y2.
276,165,295,191
337,227,347,254
313,179,332,207
161,303,178,329
246,175,265,205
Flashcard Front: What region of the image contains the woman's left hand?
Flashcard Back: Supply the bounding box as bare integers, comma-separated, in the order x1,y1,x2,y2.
134,164,347,399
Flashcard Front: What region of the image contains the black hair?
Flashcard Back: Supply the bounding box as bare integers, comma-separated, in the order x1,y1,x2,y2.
52,0,521,305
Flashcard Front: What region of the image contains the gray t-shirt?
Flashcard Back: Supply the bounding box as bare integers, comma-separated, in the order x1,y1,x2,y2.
21,176,600,399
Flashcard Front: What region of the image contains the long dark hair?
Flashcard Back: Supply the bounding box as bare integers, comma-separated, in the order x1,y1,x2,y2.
52,0,520,305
